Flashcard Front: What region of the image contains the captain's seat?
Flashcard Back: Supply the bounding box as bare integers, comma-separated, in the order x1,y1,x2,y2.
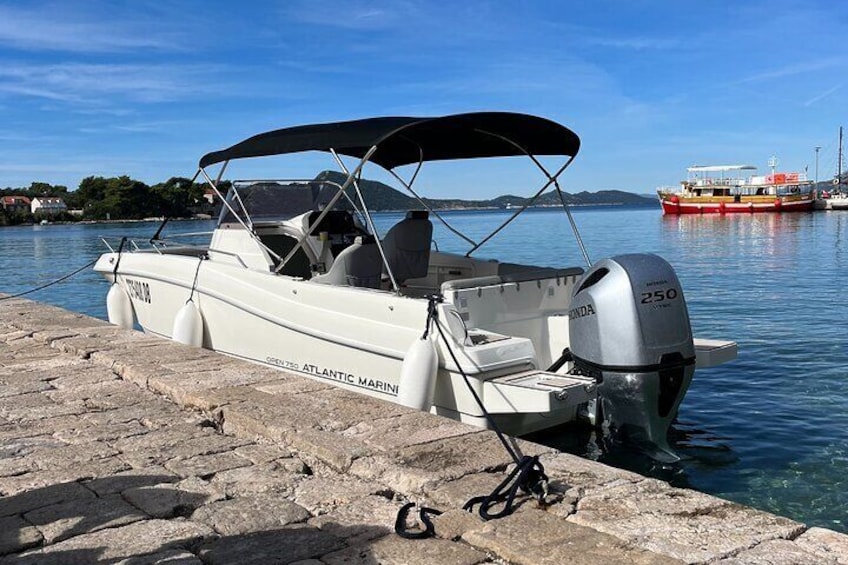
381,210,433,285
311,235,382,289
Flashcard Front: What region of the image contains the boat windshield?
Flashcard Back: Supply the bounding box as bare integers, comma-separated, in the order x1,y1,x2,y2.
218,180,350,226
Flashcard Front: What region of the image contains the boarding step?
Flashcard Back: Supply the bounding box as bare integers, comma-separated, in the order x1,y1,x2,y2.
483,370,597,414
694,338,738,368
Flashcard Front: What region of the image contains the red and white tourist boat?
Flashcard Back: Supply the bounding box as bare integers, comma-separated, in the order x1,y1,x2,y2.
657,163,816,215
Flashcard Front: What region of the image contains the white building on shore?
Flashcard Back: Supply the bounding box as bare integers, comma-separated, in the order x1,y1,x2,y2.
31,197,68,216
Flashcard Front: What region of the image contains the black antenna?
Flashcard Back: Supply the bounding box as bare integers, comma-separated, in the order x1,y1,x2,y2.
150,216,170,244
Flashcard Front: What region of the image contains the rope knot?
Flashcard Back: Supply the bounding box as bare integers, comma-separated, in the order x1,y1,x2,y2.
463,455,549,520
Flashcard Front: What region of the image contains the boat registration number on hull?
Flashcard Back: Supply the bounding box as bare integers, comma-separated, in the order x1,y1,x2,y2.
125,278,152,304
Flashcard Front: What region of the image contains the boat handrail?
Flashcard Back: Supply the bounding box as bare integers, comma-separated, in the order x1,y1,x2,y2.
108,238,241,267
158,231,215,239
441,266,584,292
206,247,248,268
686,171,811,186
100,236,186,256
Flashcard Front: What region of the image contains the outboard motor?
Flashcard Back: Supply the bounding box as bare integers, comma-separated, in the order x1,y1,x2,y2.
568,253,695,460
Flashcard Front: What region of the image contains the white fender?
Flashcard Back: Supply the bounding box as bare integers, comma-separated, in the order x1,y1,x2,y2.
172,300,204,347
106,283,134,329
397,337,439,411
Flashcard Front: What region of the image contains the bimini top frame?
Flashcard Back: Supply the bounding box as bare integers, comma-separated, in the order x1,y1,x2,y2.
195,112,588,291
199,112,580,170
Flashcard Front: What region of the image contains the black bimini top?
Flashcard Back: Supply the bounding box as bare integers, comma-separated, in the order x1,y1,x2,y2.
198,112,580,170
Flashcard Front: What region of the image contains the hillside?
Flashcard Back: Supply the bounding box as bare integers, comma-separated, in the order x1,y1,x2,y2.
316,171,654,210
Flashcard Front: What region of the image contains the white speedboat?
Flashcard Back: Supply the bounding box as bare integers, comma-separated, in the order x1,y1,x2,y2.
816,191,848,210
815,127,847,210
94,112,736,456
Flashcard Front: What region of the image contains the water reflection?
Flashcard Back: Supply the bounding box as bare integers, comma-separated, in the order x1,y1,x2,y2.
661,213,809,266
834,213,848,265
528,419,739,490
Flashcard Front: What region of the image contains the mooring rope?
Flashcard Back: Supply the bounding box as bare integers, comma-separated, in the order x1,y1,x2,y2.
186,254,206,303
394,294,549,539
0,258,99,301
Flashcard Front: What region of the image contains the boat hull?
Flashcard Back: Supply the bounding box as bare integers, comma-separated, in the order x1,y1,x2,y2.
93,251,587,437
816,195,848,210
659,194,815,215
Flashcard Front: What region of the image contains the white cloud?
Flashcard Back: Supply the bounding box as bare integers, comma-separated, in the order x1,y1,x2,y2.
584,36,682,50
736,58,846,84
284,0,425,30
0,62,229,105
0,3,187,53
804,83,843,107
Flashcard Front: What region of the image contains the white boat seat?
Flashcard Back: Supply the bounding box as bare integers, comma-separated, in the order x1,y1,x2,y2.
382,210,433,284
311,235,382,288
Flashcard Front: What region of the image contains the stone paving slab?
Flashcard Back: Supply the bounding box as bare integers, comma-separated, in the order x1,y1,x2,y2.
0,457,132,494
198,525,346,565
1,298,847,564
322,534,488,565
54,419,150,445
116,549,204,565
307,494,400,546
0,480,95,517
208,462,304,498
568,478,806,563
122,477,227,519
83,466,180,497
341,410,480,451
463,508,681,565
794,528,848,564
24,493,147,544
348,431,553,495
38,363,124,389
79,398,190,428
0,390,86,423
716,538,836,564
4,518,215,565
0,515,42,556
192,496,311,536
293,475,390,516
0,414,83,443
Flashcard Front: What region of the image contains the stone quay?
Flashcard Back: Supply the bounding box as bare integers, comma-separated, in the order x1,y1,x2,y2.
1,295,847,564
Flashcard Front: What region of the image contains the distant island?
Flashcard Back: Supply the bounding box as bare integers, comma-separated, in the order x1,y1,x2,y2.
1,172,655,226
315,171,656,211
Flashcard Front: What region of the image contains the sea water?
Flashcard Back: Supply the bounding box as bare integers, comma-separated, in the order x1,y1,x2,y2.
1,206,846,532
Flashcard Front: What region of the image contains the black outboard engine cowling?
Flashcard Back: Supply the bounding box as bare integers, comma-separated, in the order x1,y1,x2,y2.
568,253,695,460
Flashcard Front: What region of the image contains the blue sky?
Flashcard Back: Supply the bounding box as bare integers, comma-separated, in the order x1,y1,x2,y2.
1,1,846,198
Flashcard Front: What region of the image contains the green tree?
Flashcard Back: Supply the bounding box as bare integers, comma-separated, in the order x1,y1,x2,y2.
77,176,108,207
29,182,56,196
78,176,157,220
150,177,199,217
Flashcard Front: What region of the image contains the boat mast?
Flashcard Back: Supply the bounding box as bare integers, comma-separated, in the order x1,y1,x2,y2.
839,126,844,192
